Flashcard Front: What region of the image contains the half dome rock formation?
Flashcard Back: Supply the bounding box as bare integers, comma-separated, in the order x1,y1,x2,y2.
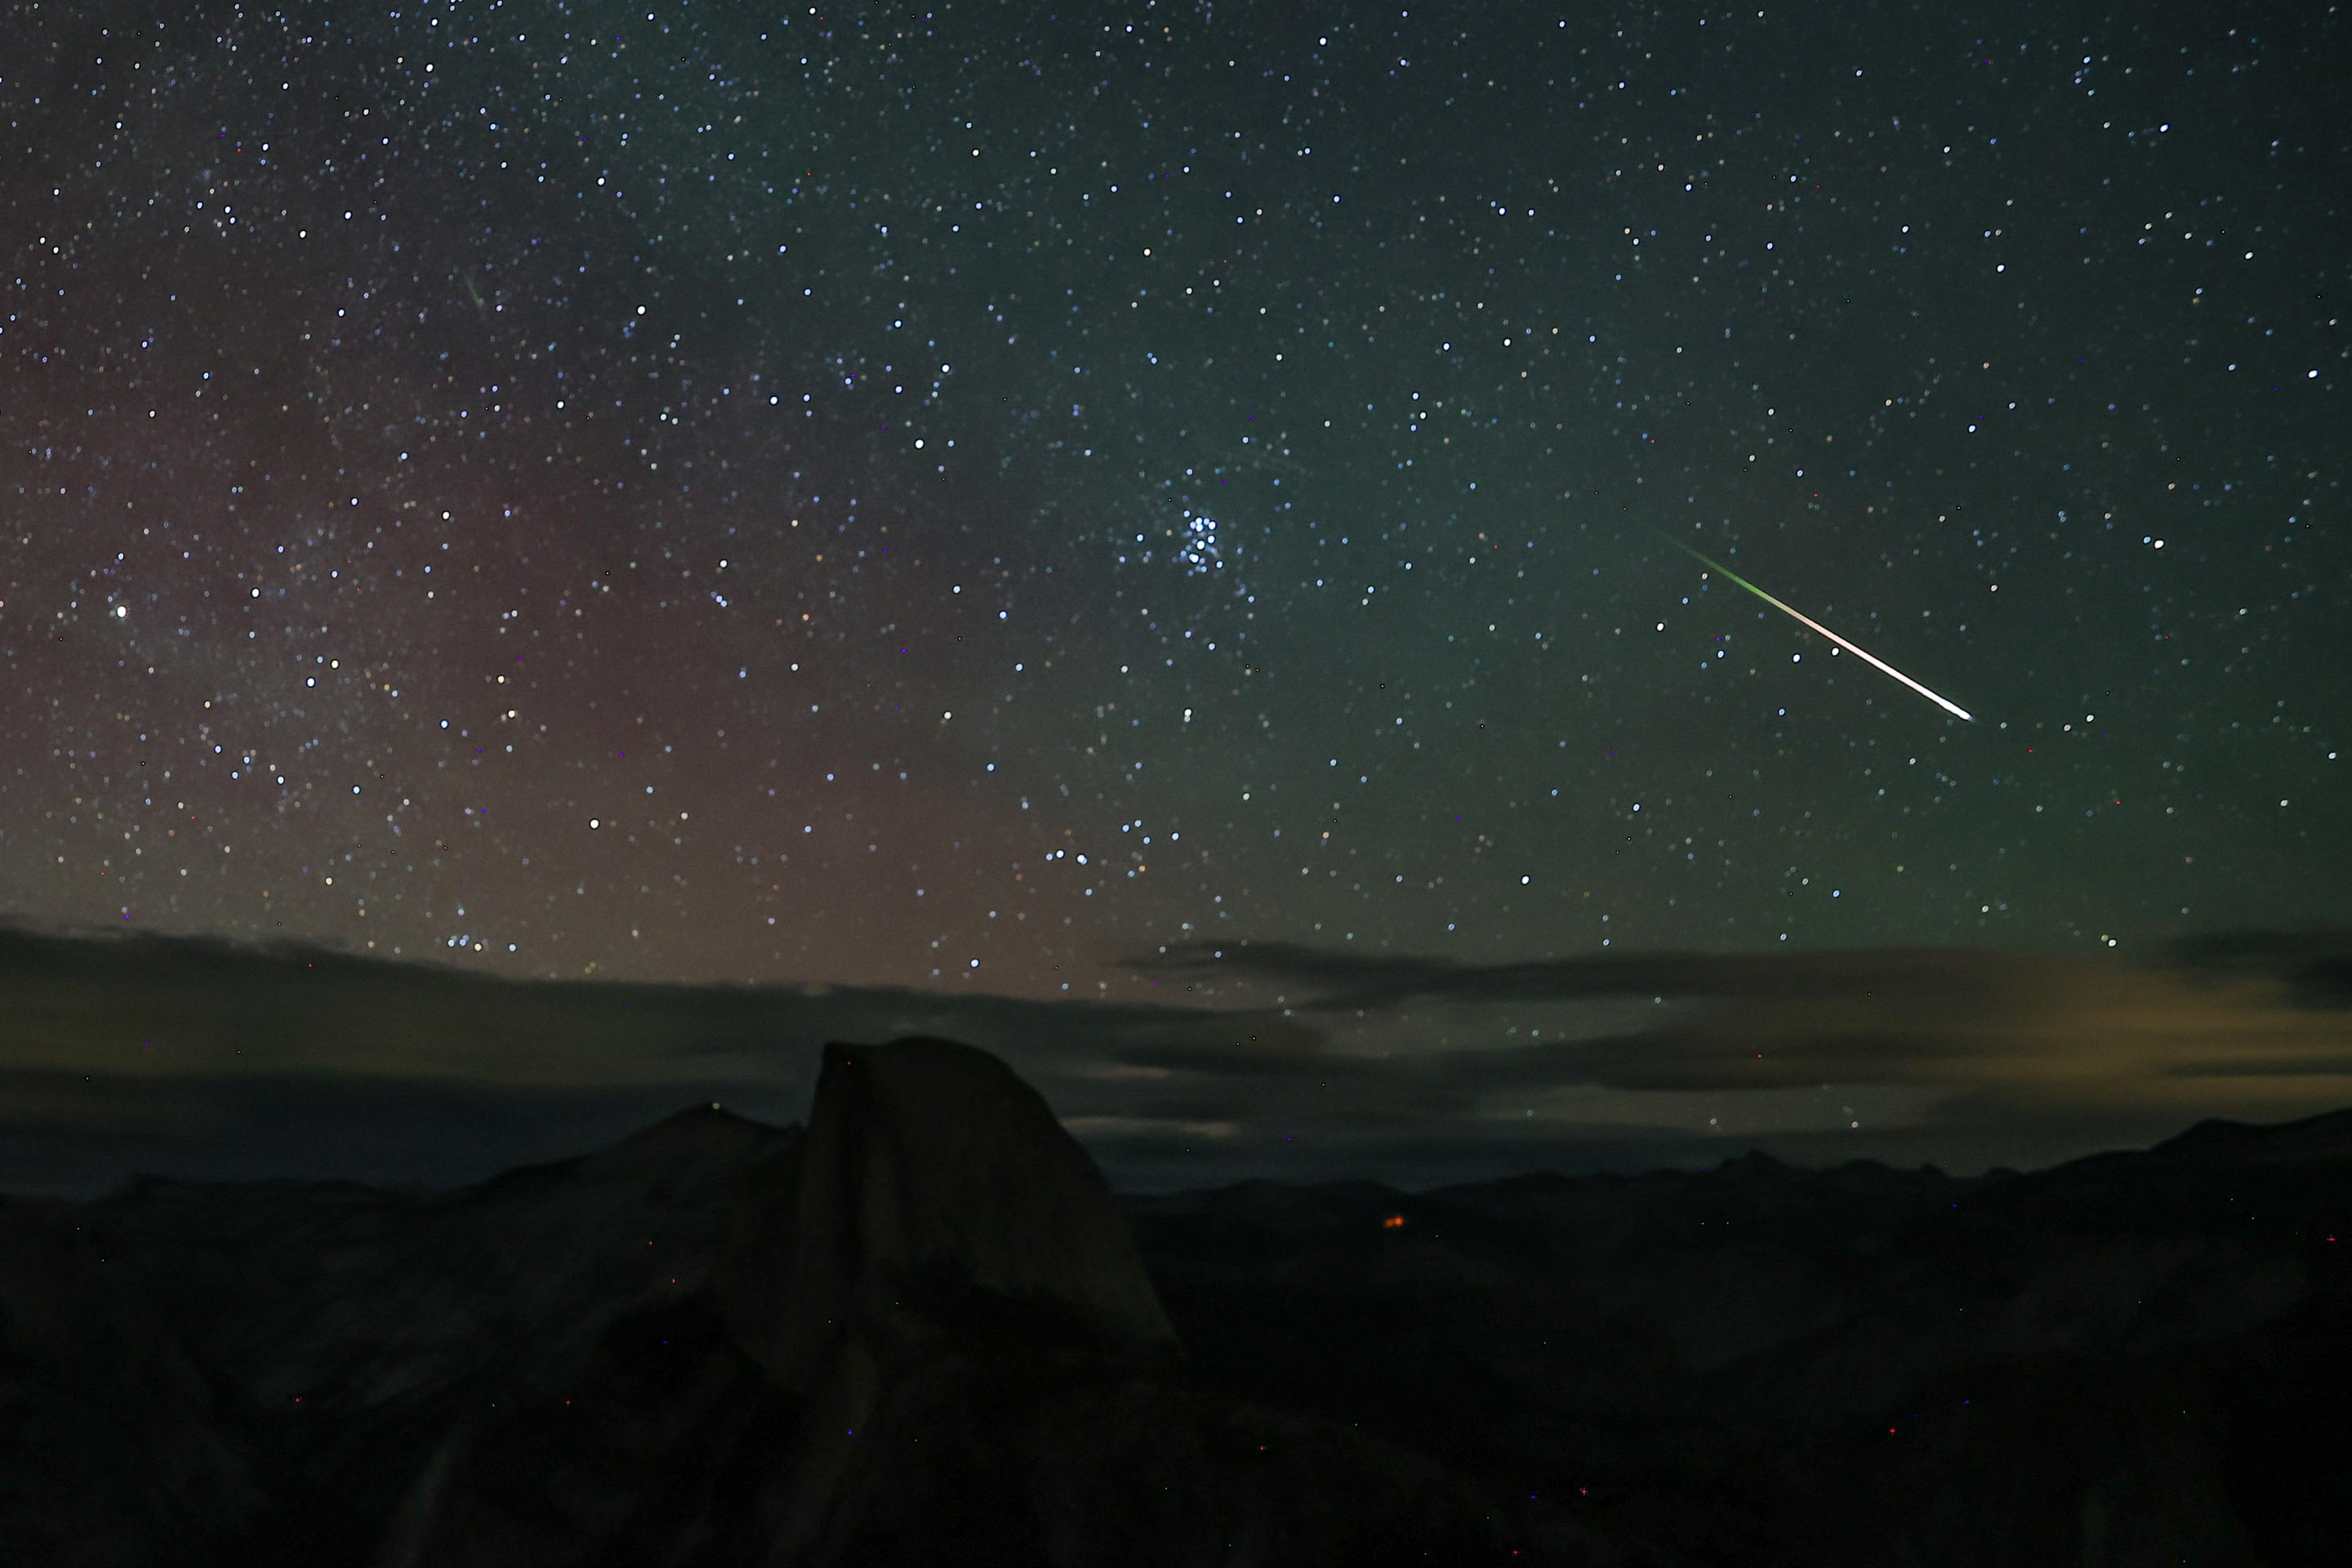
711,1036,1187,1566
718,1035,1176,1390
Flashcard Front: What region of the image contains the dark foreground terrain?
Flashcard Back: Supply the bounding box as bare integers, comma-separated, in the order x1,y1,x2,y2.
4,1037,2349,1566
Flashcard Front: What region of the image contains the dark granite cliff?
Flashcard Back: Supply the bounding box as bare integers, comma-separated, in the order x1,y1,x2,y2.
3,1040,2349,1565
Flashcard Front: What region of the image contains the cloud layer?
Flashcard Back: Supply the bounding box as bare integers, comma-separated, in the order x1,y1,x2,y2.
5,924,2350,1195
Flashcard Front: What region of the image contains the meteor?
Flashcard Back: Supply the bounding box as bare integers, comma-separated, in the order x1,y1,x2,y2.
1659,533,1975,721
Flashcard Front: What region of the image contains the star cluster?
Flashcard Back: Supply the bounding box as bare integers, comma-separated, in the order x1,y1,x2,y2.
2,0,2344,997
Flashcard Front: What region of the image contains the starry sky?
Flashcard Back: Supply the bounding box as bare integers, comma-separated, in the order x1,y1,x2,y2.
2,2,2348,1190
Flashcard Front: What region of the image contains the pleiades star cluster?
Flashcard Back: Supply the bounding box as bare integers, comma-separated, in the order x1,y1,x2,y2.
2,0,2344,996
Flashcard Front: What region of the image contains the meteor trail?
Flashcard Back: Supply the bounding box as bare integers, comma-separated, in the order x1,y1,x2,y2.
1659,534,1975,721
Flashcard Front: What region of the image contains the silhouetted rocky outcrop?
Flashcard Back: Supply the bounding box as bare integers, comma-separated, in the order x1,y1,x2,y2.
4,1044,2350,1566
718,1035,1176,1383
700,1036,1179,1562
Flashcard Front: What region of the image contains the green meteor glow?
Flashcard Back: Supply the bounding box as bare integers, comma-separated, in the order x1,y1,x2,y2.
1660,534,1975,721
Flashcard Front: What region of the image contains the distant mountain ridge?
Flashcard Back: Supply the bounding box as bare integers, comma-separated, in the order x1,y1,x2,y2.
1124,1102,2352,1566
2152,1105,2352,1163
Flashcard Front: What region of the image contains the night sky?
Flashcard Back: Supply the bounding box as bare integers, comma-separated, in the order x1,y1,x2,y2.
2,2,2348,1190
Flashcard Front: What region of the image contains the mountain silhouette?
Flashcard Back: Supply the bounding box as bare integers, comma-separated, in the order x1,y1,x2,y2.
3,1039,2348,1565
